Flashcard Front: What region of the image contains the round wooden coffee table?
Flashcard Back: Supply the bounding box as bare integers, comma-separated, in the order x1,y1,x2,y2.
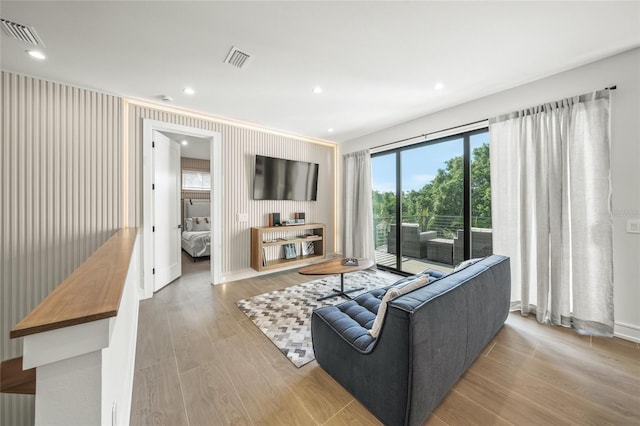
299,258,375,301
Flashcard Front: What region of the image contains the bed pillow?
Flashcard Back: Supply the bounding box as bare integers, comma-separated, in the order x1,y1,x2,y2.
368,275,430,339
185,218,193,232
192,217,211,231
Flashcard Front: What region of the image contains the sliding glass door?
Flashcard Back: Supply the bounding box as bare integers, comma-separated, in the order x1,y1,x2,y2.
371,153,398,269
372,128,491,274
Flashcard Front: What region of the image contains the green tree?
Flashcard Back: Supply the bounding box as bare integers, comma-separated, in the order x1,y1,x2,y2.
372,190,396,219
371,142,491,231
431,155,464,217
471,143,491,226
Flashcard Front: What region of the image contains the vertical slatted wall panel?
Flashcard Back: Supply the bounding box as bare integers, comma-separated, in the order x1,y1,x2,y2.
0,71,122,426
127,104,335,275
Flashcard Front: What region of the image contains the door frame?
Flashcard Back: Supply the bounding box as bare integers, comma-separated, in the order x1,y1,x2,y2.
142,119,222,299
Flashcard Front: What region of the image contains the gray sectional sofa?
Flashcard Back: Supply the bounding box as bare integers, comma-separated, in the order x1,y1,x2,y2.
311,255,510,426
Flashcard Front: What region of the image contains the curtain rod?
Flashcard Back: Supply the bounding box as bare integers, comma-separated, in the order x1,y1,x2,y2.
371,85,617,151
371,119,488,151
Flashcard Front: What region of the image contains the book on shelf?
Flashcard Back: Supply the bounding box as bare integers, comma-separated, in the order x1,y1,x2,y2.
283,243,297,259
262,247,266,266
301,241,315,256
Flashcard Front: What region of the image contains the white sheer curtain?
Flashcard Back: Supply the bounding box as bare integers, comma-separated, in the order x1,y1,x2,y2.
490,89,613,335
343,149,376,261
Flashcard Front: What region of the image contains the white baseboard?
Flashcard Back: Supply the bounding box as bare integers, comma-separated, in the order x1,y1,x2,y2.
137,287,149,300
221,262,316,284
614,321,640,343
220,268,257,284
221,254,341,284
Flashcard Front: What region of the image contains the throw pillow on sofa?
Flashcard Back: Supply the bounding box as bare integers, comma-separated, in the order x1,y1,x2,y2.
368,275,430,338
453,257,483,272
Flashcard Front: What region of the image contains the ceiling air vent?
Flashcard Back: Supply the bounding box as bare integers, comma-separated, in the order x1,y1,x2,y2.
0,18,45,46
224,46,252,70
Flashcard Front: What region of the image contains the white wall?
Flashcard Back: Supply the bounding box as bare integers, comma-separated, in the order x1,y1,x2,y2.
343,48,640,341
102,234,140,426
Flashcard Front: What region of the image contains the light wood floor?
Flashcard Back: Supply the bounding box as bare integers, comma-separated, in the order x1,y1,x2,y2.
130,255,640,425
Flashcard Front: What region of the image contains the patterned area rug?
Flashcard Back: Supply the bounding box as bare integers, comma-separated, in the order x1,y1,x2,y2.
236,271,396,368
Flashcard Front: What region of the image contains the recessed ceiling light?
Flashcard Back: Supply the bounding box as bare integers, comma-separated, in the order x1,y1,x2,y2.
434,82,445,91
183,87,195,95
181,140,188,146
312,87,323,94
328,128,334,133
26,50,45,60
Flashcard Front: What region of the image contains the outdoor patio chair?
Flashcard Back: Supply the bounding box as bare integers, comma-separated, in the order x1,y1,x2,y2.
387,223,437,258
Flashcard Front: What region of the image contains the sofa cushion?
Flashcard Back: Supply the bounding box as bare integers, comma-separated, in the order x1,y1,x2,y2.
311,272,437,351
312,289,386,353
368,275,430,338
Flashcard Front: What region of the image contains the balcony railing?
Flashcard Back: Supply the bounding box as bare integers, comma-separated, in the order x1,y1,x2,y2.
374,215,491,249
374,215,493,270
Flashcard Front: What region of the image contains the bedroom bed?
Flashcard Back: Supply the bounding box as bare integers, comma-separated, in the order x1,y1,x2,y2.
182,199,211,260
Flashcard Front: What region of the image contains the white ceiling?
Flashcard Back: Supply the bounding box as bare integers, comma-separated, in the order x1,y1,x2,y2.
160,131,211,160
1,1,639,143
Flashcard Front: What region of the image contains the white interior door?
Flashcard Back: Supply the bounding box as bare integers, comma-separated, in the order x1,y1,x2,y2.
153,130,181,291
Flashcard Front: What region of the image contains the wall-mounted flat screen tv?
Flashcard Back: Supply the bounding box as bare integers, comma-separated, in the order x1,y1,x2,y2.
253,155,319,201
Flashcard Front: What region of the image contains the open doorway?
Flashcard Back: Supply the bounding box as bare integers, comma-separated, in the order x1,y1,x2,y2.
173,132,211,269
175,133,211,281
142,119,222,299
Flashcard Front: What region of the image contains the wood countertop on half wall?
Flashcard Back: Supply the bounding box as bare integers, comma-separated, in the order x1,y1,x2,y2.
10,228,138,338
